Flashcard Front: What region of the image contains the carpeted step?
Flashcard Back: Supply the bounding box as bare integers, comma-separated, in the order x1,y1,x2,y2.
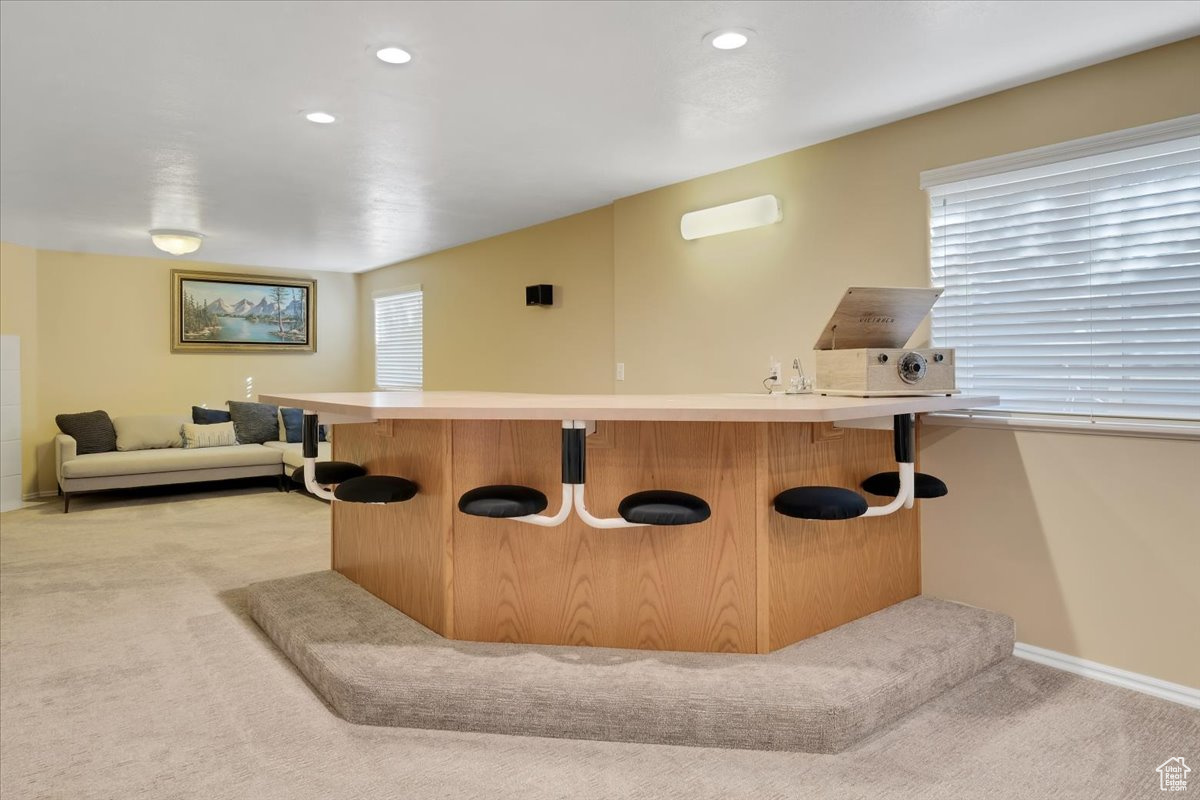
247,570,1013,753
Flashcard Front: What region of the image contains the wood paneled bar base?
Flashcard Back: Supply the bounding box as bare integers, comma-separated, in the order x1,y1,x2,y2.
262,392,997,654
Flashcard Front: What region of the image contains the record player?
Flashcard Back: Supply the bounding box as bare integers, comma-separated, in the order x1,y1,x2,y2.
813,286,957,397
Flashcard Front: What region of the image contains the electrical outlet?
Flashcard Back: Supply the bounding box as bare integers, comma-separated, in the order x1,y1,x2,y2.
767,357,781,385
616,362,625,381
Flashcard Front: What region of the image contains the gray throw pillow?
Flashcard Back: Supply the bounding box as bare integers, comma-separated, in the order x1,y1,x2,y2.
226,401,280,445
55,410,117,455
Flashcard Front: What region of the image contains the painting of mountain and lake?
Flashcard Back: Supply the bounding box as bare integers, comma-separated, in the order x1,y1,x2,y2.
171,270,316,353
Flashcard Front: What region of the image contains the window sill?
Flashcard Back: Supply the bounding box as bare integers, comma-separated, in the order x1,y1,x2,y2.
924,412,1200,442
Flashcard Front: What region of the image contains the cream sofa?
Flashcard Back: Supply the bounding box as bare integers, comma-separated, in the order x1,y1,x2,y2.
55,416,332,512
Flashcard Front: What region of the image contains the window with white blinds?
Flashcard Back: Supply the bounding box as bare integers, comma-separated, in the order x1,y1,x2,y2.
926,122,1200,424
374,288,423,390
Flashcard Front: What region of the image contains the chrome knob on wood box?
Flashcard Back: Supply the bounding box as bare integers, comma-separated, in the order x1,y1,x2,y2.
812,287,958,397
897,351,927,382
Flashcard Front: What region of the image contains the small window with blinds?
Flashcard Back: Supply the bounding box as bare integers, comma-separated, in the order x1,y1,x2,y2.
925,120,1200,426
374,288,423,390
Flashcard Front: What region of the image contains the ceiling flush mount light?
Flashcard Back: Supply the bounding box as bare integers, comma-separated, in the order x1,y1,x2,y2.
703,28,753,50
150,230,204,256
375,46,412,64
680,195,782,240
304,111,337,124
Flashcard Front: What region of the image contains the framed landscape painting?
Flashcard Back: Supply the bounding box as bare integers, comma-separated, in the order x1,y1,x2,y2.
171,270,317,353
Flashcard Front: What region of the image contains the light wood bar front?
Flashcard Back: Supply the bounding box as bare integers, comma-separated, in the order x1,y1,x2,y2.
262,391,996,654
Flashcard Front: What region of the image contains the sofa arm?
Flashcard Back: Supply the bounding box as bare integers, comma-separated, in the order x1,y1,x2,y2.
55,434,77,486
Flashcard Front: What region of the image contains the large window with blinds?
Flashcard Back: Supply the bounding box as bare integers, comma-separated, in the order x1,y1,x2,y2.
924,119,1199,426
374,287,423,390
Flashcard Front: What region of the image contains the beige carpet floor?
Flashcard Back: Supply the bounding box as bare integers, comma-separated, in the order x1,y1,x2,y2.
2,485,1197,800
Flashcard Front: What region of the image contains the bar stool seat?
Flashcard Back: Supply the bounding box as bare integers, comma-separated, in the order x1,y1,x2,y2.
773,486,867,520
334,475,419,504
459,485,548,518
618,490,711,526
290,461,367,487
862,471,948,499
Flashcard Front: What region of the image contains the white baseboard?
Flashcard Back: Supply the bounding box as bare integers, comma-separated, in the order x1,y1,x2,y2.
1013,642,1200,709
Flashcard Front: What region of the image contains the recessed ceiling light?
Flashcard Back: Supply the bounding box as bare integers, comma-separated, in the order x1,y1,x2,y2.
149,230,203,256
703,28,753,50
304,111,336,124
375,46,412,64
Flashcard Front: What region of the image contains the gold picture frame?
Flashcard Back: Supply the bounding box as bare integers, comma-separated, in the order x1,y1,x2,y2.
171,270,317,353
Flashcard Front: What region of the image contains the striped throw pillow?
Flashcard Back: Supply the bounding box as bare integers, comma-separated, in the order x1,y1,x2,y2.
181,421,238,449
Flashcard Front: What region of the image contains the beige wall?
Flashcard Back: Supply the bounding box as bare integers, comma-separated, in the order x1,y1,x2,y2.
358,206,614,394
3,248,359,496
607,38,1200,686
0,242,40,498
922,427,1200,686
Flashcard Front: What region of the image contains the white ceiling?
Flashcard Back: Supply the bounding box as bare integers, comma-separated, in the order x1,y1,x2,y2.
2,1,1198,273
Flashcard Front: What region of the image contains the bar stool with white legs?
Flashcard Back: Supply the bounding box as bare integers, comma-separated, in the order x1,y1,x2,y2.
456,421,571,527
459,420,711,528
773,414,944,521
298,413,418,504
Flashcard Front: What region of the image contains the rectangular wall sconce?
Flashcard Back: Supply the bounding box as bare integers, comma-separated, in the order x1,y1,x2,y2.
680,194,782,240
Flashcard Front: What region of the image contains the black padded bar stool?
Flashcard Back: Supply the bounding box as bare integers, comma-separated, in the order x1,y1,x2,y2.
459,484,548,518
773,486,868,520
618,490,711,526
299,412,418,504
568,423,711,529
860,413,947,502
456,424,567,522
862,471,948,499
334,474,418,504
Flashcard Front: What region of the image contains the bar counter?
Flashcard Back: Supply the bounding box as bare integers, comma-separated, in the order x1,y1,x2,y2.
261,390,997,654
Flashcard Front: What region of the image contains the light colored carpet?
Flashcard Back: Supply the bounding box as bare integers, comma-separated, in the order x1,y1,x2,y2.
248,571,1013,752
2,486,1197,799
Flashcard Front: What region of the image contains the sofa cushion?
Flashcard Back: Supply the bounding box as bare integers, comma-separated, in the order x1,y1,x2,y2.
192,406,232,425
181,421,238,449
279,407,303,443
61,444,282,479
113,415,186,451
227,401,279,445
262,440,331,470
55,410,117,455
278,408,328,443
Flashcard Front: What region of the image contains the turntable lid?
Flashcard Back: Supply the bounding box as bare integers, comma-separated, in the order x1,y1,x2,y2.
813,286,944,350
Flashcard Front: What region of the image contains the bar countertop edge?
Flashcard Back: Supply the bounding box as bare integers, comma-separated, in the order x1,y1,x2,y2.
259,391,1000,423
